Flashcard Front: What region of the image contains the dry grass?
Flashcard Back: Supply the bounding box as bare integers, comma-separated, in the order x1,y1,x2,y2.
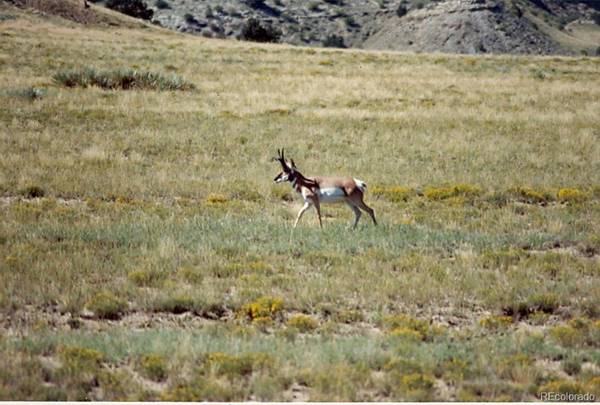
1,2,599,401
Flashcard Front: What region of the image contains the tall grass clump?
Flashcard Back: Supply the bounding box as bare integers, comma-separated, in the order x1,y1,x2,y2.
53,68,195,91
4,87,45,101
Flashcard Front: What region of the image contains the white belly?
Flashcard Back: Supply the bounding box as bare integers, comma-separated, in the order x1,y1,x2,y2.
316,187,346,203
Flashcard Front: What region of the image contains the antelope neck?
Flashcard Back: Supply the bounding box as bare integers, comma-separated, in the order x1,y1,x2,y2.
291,172,315,193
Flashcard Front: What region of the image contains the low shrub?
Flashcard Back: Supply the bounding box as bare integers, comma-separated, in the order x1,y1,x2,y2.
205,194,229,204
529,293,560,314
85,292,128,319
343,15,358,27
0,14,17,22
154,295,196,314
202,352,275,379
160,380,236,401
59,346,105,371
562,357,581,376
372,186,413,202
528,311,550,325
301,364,367,400
139,355,168,382
208,263,243,278
335,309,364,323
383,314,443,341
508,186,552,204
400,373,435,391
53,68,195,91
245,0,266,8
97,369,140,400
557,188,588,203
5,87,45,101
252,316,274,331
386,371,436,401
590,320,600,345
128,269,166,287
322,34,346,48
384,358,423,374
396,4,408,17
241,296,284,321
479,315,513,330
538,380,585,396
480,249,523,270
154,0,170,9
495,354,534,380
587,376,600,397
184,13,197,24
567,317,590,331
286,314,318,332
240,18,281,43
307,1,320,11
549,325,584,347
424,184,481,201
389,327,423,341
503,293,559,319
18,185,45,198
178,266,203,284
436,357,470,382
106,0,153,20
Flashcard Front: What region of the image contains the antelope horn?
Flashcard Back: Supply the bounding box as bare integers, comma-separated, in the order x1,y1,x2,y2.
274,148,289,169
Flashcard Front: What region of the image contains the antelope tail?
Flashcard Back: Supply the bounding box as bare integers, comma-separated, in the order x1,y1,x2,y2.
354,178,367,192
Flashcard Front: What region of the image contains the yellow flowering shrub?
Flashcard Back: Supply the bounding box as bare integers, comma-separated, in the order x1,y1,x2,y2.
205,194,228,204
372,186,413,202
424,184,481,201
241,296,284,321
557,188,588,203
479,315,514,330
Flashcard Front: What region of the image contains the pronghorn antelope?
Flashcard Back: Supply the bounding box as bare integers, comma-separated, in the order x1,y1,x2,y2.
273,149,377,229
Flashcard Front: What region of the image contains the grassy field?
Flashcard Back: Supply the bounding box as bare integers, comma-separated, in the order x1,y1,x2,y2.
1,2,600,401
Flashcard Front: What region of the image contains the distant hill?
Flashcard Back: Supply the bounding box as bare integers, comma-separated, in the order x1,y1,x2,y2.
15,0,600,55
4,0,148,27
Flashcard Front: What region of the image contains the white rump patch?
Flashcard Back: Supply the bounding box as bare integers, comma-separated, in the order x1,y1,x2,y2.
317,187,346,203
353,178,366,191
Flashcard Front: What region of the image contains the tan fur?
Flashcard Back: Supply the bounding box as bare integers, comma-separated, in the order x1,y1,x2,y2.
291,175,376,229
312,176,361,196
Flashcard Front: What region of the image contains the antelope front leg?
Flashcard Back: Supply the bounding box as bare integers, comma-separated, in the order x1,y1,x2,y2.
293,202,311,228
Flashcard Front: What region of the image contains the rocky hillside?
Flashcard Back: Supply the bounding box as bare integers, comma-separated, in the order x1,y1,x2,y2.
144,0,600,55
364,0,564,54
19,0,600,55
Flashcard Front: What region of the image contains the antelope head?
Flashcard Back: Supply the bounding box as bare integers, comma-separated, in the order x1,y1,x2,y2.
273,148,297,183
